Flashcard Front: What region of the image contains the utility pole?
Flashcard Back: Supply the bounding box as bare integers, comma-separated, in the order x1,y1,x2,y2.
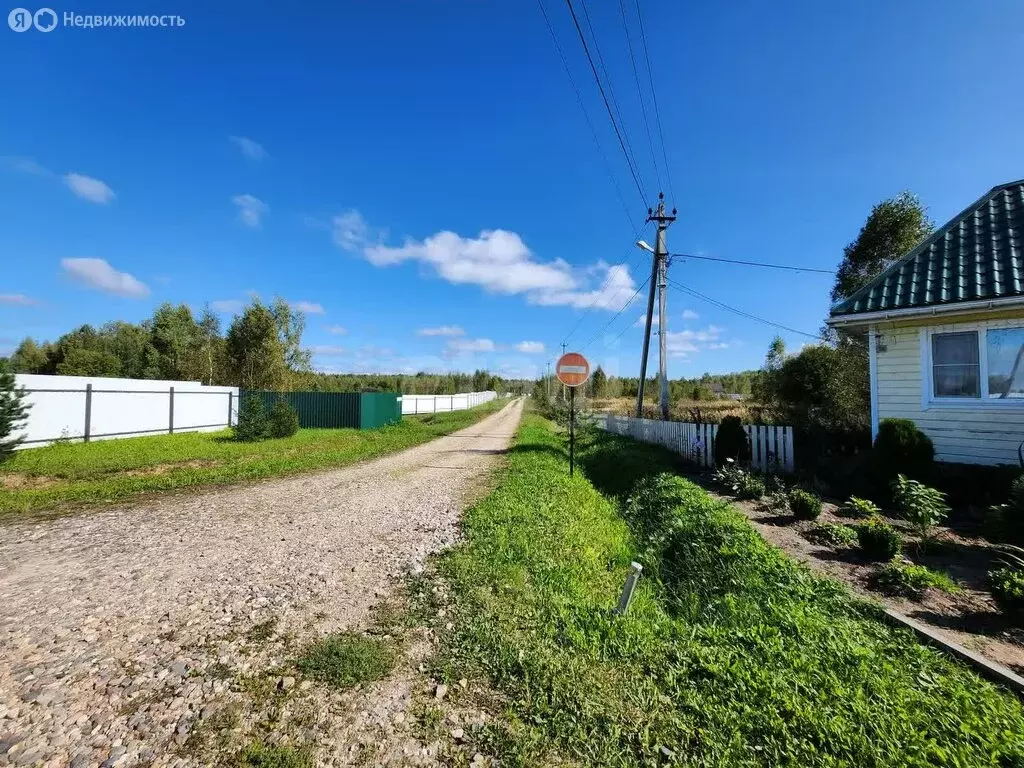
635,192,677,419
560,342,568,401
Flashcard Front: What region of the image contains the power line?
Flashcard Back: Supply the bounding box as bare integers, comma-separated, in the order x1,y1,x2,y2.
580,274,651,352
565,0,647,204
633,0,674,204
536,0,634,227
562,220,650,347
671,252,835,274
617,0,661,191
577,0,641,184
668,277,825,340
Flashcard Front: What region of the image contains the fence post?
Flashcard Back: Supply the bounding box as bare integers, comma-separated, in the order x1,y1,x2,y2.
83,383,93,443
169,386,175,434
227,391,233,427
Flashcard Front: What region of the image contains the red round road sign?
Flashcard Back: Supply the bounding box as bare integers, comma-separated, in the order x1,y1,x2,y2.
555,352,591,387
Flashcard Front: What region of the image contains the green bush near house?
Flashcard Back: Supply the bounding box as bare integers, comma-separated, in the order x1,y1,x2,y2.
872,418,934,484
804,522,858,547
841,495,881,518
267,399,300,439
788,488,822,520
989,568,1024,625
986,475,1024,547
857,517,903,561
892,474,949,541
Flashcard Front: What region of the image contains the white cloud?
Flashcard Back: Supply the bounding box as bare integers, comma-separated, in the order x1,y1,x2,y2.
229,136,266,161
233,194,268,228
326,324,347,335
515,341,545,354
635,312,658,328
664,325,727,358
290,300,325,315
0,294,40,306
529,262,637,310
2,156,52,177
417,325,465,337
333,210,371,252
61,258,149,298
365,229,576,295
64,173,115,204
211,299,244,314
312,345,346,356
681,309,699,320
445,338,496,357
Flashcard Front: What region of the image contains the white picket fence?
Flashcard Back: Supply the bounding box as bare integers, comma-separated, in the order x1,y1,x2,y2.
398,391,498,415
593,412,796,472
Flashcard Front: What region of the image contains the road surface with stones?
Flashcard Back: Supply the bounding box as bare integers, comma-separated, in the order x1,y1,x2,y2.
0,398,524,767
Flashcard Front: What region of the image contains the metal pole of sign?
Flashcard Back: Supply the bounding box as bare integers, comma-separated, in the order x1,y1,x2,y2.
569,385,576,477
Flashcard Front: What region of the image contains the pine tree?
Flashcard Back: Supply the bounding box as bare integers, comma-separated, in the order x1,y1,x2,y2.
0,360,30,462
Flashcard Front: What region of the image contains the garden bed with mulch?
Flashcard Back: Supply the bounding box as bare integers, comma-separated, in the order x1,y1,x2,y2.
702,484,1024,675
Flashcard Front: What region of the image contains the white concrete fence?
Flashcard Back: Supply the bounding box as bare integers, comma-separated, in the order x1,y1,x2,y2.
399,391,498,415
13,374,239,448
593,412,796,472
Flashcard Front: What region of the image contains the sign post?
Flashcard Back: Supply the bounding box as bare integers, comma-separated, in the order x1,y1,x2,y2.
555,352,591,476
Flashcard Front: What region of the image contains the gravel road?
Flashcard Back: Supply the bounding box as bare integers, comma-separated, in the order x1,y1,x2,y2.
0,398,523,767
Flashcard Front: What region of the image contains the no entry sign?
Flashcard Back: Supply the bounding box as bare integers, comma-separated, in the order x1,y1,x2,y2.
555,352,590,387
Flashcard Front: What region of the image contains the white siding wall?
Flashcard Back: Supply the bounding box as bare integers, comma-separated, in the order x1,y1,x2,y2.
876,315,1024,465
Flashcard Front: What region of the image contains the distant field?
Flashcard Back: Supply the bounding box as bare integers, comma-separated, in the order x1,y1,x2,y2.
0,398,509,517
592,396,756,422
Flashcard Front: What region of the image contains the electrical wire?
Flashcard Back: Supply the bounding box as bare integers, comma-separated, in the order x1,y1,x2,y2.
565,0,647,204
633,0,674,203
537,0,634,228
617,0,661,191
561,220,651,347
671,252,835,274
668,278,825,340
580,274,651,352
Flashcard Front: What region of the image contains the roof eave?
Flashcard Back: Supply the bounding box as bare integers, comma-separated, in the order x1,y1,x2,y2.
827,295,1024,327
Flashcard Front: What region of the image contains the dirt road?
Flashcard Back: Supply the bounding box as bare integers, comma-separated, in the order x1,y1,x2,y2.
0,399,523,767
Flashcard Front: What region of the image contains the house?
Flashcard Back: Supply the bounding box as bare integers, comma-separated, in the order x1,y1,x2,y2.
828,179,1024,466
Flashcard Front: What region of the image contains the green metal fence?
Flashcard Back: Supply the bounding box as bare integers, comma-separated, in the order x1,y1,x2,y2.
241,391,399,429
359,392,402,429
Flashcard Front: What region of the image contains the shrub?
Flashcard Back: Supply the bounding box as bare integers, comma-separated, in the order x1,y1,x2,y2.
872,418,934,483
804,522,858,547
235,396,268,442
857,517,902,561
0,360,30,463
989,567,1024,625
985,475,1024,546
713,416,750,466
840,496,881,518
788,489,822,520
873,560,958,598
892,474,949,540
268,399,300,439
736,473,767,501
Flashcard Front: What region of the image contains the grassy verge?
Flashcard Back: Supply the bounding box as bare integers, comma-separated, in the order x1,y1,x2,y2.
0,398,509,516
428,414,1024,766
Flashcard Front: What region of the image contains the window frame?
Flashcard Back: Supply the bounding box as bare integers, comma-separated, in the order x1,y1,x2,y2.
920,324,1024,409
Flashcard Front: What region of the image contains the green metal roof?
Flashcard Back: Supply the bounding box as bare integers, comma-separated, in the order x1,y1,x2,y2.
830,180,1024,317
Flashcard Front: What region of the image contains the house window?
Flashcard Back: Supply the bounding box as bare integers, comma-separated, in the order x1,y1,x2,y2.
987,328,1024,399
932,331,979,398
927,326,1024,402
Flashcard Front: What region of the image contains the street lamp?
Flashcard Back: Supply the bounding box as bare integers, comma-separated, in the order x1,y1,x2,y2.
636,240,654,253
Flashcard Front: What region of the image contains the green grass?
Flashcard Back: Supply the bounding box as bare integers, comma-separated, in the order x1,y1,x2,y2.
0,399,507,516
873,560,961,598
428,414,1024,767
233,741,311,768
294,632,395,690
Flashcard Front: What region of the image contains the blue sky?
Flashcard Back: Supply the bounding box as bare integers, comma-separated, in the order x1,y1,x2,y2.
2,0,1023,381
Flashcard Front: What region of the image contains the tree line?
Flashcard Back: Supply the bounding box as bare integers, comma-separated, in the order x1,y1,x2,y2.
4,298,524,395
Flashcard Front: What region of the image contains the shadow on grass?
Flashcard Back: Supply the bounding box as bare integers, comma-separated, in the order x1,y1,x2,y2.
576,433,690,501
906,606,1018,639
